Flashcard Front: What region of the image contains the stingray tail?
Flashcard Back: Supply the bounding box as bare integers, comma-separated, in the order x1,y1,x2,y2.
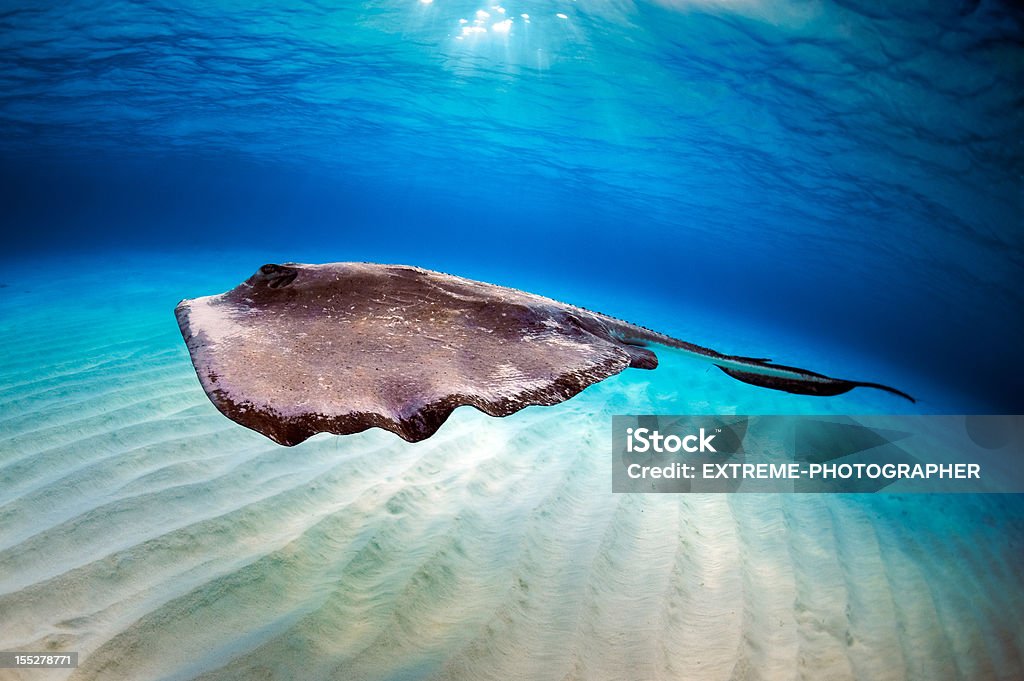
603,318,915,403
715,363,916,402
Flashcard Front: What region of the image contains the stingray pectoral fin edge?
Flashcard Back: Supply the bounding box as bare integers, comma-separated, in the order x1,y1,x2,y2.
193,346,631,446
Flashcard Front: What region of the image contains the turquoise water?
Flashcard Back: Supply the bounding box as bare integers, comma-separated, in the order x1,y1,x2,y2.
1,256,1021,680
1,1,1022,679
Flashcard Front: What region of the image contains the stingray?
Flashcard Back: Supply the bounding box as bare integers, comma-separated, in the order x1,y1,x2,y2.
175,263,914,445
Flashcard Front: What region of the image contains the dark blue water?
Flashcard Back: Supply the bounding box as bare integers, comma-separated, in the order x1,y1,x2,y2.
2,0,1022,408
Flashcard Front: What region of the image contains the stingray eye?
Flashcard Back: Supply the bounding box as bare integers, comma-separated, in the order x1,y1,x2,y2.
254,264,298,289
268,270,298,289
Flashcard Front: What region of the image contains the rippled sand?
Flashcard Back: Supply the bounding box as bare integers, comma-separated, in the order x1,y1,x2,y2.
1,256,1020,681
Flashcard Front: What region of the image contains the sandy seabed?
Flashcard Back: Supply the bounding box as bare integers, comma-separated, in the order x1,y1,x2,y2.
0,255,1021,681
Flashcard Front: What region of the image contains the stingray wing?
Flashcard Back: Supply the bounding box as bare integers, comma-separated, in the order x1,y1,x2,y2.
175,263,652,444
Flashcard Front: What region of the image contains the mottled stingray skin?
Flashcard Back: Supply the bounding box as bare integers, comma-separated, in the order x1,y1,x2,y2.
175,263,913,445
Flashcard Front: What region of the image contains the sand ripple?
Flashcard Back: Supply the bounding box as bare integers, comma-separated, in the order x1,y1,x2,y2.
0,265,1020,681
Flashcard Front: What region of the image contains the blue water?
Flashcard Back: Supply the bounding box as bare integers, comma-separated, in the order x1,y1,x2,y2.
1,2,1022,680
2,0,1022,409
